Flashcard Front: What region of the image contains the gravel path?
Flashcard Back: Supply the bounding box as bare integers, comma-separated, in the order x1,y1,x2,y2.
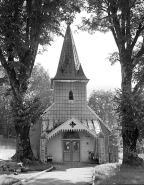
24,163,96,185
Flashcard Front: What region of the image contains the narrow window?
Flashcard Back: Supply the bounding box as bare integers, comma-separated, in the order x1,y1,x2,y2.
69,90,74,100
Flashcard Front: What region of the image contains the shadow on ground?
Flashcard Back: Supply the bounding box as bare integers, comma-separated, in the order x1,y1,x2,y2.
24,165,94,185
51,162,96,171
25,177,92,185
94,164,144,184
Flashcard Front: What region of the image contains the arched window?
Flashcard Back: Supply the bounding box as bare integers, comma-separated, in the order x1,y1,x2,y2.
63,132,79,139
69,90,74,100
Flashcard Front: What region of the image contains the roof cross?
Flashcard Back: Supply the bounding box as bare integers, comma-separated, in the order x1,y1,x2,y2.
69,121,76,128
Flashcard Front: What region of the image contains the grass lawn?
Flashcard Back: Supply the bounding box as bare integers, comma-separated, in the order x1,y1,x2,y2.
1,148,144,185
94,163,144,184
0,175,19,185
0,143,53,185
0,162,52,185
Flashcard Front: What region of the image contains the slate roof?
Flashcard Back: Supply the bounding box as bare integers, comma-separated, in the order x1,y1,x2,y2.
52,25,88,81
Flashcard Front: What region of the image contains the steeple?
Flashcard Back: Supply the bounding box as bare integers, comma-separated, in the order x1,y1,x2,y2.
53,25,88,81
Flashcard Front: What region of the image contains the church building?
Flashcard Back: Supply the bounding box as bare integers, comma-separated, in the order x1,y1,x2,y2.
30,25,114,164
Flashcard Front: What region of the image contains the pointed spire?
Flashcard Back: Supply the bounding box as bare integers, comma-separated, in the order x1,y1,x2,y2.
53,25,88,81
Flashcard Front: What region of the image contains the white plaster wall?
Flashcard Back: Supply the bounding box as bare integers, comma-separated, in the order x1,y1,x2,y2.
47,133,63,162
47,131,95,163
79,132,95,162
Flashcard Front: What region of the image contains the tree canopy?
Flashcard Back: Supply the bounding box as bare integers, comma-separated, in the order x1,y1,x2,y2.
81,0,144,165
30,63,52,109
88,90,118,129
0,0,83,160
0,63,52,138
88,90,120,147
0,0,82,98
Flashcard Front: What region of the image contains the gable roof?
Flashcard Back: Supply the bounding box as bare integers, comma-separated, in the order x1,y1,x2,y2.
52,25,88,81
41,118,98,140
87,105,111,132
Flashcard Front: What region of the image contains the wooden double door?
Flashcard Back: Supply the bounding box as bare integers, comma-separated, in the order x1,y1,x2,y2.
63,140,80,162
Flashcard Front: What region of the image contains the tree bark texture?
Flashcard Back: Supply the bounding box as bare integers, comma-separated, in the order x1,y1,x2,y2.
13,99,33,161
10,72,35,161
121,59,142,165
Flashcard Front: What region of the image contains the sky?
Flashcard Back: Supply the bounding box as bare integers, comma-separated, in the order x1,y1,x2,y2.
36,15,121,98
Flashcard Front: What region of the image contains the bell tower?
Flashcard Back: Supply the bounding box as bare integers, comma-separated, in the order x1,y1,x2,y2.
51,25,89,119
38,24,111,165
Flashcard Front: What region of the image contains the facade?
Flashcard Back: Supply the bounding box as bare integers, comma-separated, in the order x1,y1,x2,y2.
38,25,112,163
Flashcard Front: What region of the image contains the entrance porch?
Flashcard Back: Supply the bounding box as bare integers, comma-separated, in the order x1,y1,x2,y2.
40,118,107,163
46,131,95,163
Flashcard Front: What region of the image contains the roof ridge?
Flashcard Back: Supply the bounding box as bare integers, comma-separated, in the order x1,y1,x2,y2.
53,25,88,81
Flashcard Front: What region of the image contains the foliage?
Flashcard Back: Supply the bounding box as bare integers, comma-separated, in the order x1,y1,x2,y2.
29,63,53,110
0,91,15,138
88,90,118,129
95,163,144,184
80,0,144,165
0,67,15,138
0,176,19,185
10,91,44,160
0,64,52,159
0,63,52,138
0,0,83,97
107,52,120,66
88,90,121,147
0,0,83,159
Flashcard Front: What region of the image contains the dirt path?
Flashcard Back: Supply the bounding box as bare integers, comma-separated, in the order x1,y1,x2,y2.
24,164,95,185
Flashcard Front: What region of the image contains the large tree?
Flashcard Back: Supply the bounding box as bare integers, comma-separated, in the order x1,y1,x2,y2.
0,63,52,138
0,66,14,138
81,0,144,165
88,90,118,129
88,90,120,147
0,85,14,138
0,0,82,160
30,63,53,110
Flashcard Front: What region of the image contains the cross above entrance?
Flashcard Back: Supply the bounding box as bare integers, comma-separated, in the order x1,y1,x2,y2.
69,121,76,128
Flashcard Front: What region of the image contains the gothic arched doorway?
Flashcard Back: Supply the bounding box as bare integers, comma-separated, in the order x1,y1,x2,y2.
63,131,80,162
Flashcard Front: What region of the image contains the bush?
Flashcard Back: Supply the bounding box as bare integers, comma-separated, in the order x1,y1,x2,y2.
0,176,19,185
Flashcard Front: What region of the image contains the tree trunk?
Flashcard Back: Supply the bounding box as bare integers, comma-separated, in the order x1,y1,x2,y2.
14,114,34,161
19,125,34,160
12,85,34,162
121,61,143,165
